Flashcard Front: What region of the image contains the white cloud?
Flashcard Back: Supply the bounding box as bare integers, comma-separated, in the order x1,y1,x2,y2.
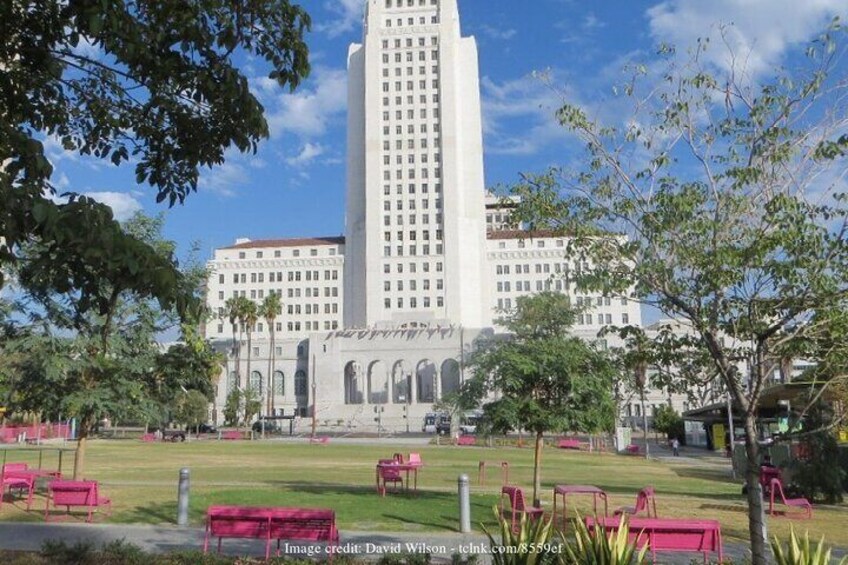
316,0,364,38
582,13,605,31
260,67,347,139
481,72,573,155
647,0,845,77
286,142,326,167
478,25,518,41
82,191,143,221
198,157,248,197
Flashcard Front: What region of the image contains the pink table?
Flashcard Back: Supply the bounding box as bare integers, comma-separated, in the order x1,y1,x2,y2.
553,484,608,530
375,462,422,493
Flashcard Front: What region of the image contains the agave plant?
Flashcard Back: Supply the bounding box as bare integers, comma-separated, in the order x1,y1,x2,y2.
482,506,560,565
771,527,848,565
561,515,648,565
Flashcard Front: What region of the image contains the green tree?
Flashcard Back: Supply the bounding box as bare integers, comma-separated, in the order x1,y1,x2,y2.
242,386,261,427
508,24,848,563
173,390,210,435
463,292,616,505
653,405,684,442
223,388,241,427
1,1,311,286
260,292,282,416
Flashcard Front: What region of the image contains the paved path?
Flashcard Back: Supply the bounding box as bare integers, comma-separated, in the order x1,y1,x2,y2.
0,521,752,564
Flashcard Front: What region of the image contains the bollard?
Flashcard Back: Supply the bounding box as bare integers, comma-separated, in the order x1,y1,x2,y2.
458,474,471,533
177,468,190,526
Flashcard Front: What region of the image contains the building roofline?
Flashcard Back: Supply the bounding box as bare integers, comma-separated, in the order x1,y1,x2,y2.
222,236,346,250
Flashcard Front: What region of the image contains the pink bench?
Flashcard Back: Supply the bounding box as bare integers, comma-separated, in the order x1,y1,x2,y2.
586,516,722,563
221,431,242,440
309,436,330,444
769,478,812,519
626,444,640,454
204,505,339,560
141,433,156,442
1,465,35,510
557,439,586,450
45,480,111,523
456,435,476,446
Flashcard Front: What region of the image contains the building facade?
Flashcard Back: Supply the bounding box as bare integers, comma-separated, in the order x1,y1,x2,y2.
204,0,644,431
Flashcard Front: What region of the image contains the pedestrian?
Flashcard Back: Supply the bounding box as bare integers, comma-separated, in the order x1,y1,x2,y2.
671,437,680,456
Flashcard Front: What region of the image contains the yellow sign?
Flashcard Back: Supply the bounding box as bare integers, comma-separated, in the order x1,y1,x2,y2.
712,423,726,451
839,429,848,443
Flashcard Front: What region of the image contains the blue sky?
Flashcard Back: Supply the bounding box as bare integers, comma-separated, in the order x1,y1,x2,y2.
46,0,846,263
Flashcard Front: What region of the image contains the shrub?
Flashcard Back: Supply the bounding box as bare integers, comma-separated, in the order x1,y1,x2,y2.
482,506,560,565
771,527,847,565
561,516,648,565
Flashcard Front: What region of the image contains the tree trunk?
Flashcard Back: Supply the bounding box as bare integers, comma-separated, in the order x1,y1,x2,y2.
73,422,90,480
743,412,768,565
533,431,544,507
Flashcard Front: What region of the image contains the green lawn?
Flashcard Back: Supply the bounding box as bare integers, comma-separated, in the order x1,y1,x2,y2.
1,440,846,546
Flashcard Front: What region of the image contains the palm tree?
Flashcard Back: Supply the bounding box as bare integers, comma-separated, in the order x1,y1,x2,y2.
223,297,243,391
241,299,259,422
260,292,282,417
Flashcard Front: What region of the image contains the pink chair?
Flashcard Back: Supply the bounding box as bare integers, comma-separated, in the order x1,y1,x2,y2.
392,453,405,463
408,453,422,466
45,480,111,522
377,465,404,496
614,486,657,518
769,478,812,519
1,466,35,510
499,486,544,532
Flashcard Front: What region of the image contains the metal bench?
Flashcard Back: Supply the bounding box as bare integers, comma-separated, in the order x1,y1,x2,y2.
204,505,338,560
45,480,111,523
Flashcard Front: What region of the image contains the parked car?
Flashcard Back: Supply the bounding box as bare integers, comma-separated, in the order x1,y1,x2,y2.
459,411,483,435
252,420,282,434
150,427,186,442
187,423,218,435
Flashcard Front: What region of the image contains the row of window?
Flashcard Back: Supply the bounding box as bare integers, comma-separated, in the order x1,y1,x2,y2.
383,279,443,291
384,15,439,27
384,296,443,309
495,262,590,276
384,0,438,9
381,198,441,212
223,270,340,285
227,370,308,396
383,229,441,241
382,167,442,180
383,213,443,226
287,303,340,315
497,280,567,293
234,248,337,260
383,182,441,195
221,287,340,301
382,64,439,83
383,151,441,164
383,261,442,274
217,319,340,335
383,243,444,257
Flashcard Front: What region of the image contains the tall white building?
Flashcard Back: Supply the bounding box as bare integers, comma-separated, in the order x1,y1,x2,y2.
344,0,490,330
203,0,644,430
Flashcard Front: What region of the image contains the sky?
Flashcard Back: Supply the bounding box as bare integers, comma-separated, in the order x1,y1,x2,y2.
46,0,847,264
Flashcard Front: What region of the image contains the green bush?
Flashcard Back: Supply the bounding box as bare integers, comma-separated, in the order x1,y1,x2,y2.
562,517,648,565
790,401,845,503
771,528,847,565
482,506,560,565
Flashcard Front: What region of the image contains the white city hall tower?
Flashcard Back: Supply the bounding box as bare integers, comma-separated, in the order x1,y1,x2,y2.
344,0,490,329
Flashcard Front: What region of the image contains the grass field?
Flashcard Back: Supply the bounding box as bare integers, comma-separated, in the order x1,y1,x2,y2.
1,439,846,546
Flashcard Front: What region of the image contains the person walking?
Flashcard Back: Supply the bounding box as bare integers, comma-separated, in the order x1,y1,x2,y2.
671,437,680,456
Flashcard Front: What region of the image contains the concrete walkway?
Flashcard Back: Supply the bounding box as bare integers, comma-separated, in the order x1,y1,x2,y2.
0,521,753,564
